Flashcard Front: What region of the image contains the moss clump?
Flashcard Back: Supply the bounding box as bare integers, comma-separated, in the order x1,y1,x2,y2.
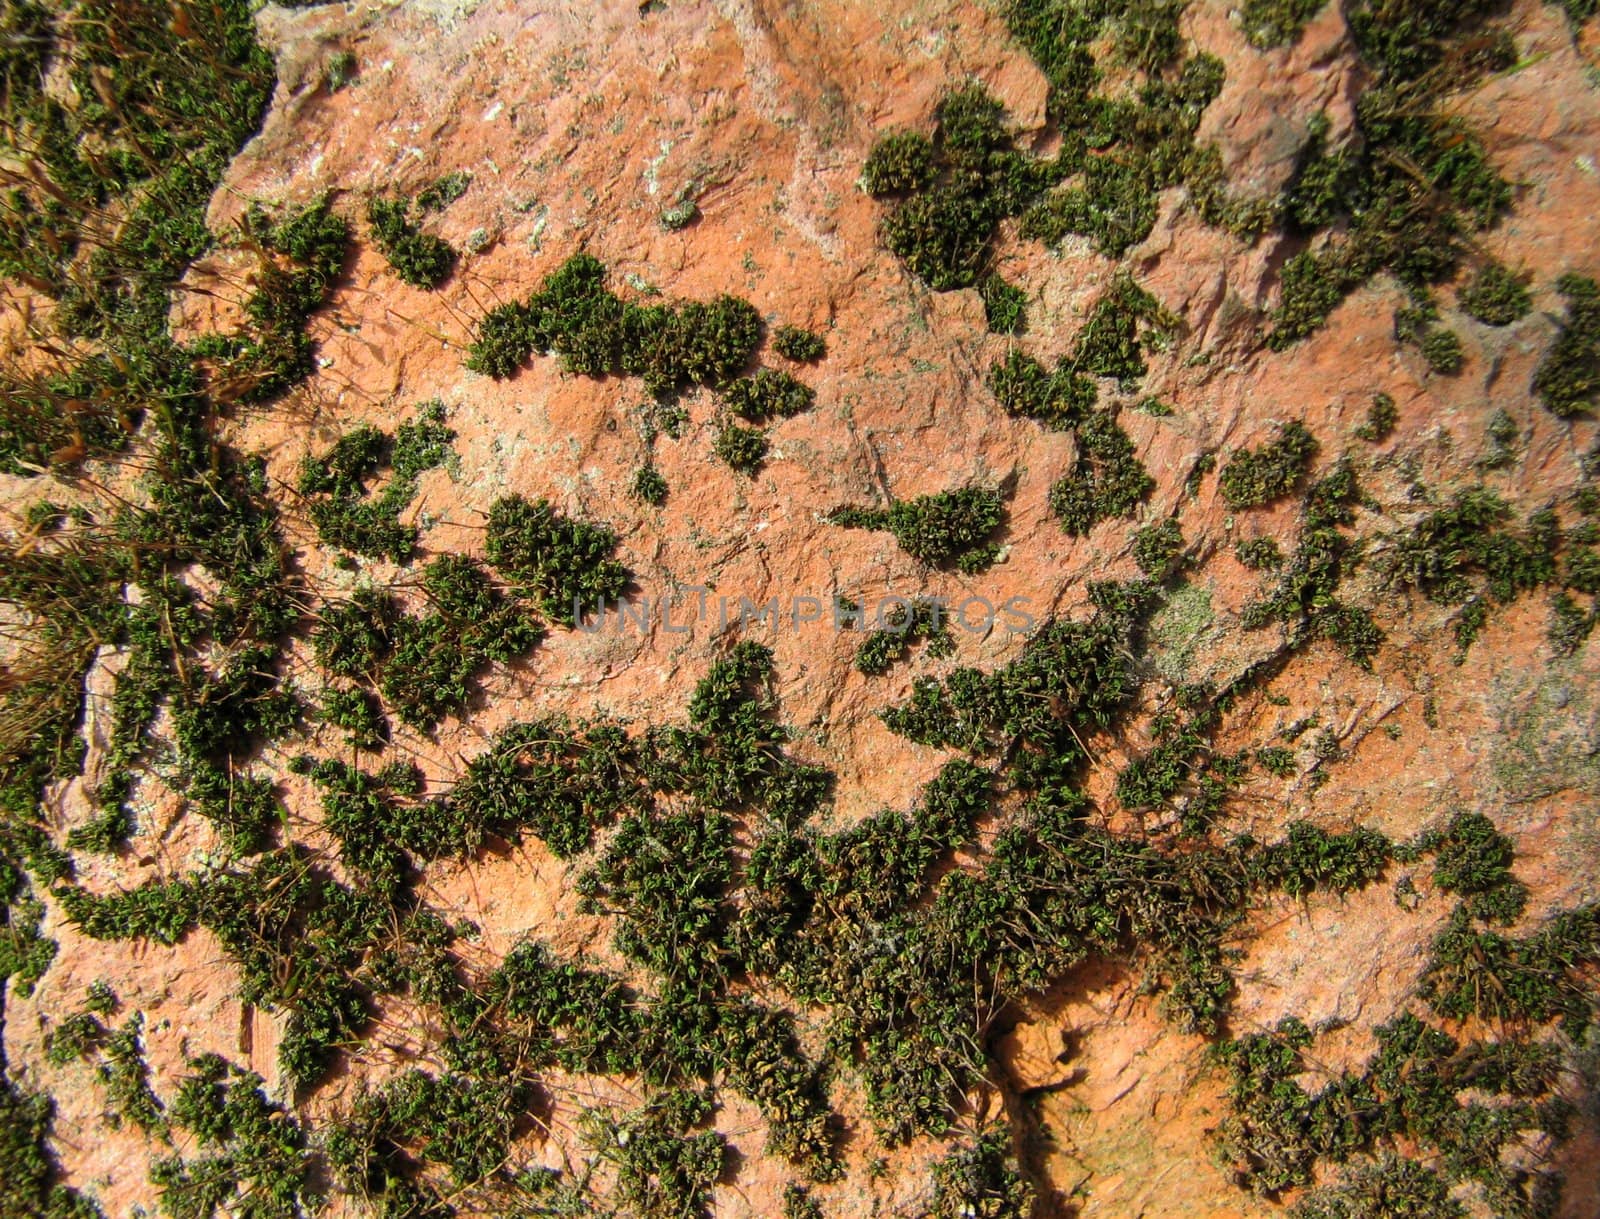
869,85,1057,289
1242,460,1383,667
631,464,668,506
1353,392,1398,442
829,485,1007,573
593,1100,727,1219
714,422,769,475
723,368,815,422
1235,537,1284,569
1256,745,1297,778
1395,300,1465,374
1073,273,1177,384
1216,1004,1572,1211
855,599,957,676
860,129,936,196
579,804,734,989
153,1053,318,1218
465,253,761,396
296,401,454,563
1241,0,1328,47
416,171,470,212
1420,902,1600,1029
325,1069,528,1204
1252,822,1391,897
365,194,456,289
450,715,642,858
312,560,543,732
980,274,1027,334
191,195,350,405
1049,412,1156,536
0,1072,105,1219
1532,273,1600,417
321,686,387,751
986,349,1096,430
324,49,356,91
1219,421,1318,508
1387,488,1560,609
928,1128,1034,1219
1428,811,1528,925
1418,326,1464,374
1132,518,1186,579
484,493,630,624
771,324,826,362
463,300,532,377
1460,260,1531,326
1267,6,1517,350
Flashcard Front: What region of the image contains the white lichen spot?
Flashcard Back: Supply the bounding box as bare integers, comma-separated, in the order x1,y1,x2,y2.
643,138,674,198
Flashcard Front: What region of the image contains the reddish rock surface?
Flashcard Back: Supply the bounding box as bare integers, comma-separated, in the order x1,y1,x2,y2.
5,1,1600,1216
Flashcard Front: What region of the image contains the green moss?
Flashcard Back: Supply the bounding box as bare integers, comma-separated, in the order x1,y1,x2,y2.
464,300,534,378
1257,745,1297,778
782,1183,824,1219
987,349,1096,430
1387,488,1563,623
1048,411,1155,536
1217,995,1572,1212
99,1012,165,1133
0,1073,105,1219
1533,273,1600,417
1020,153,1161,257
631,464,669,506
1236,537,1284,569
1429,811,1528,925
1420,903,1600,1029
416,171,470,212
366,195,456,289
56,878,199,946
465,253,762,395
713,422,769,475
593,1099,726,1219
382,556,543,730
1354,392,1398,442
772,324,826,362
1072,273,1176,384
579,804,733,990
1418,326,1464,374
1241,0,1328,47
723,368,815,422
326,1068,527,1207
829,485,1007,572
1292,1156,1465,1219
296,401,454,563
485,493,629,624
1132,518,1186,579
871,85,1056,290
855,599,956,676
860,129,936,196
928,1128,1033,1219
1267,10,1515,350
980,274,1027,334
1220,421,1319,508
324,49,357,91
321,686,388,750
154,1053,318,1219
1461,260,1531,326
1252,822,1391,897
451,715,642,858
